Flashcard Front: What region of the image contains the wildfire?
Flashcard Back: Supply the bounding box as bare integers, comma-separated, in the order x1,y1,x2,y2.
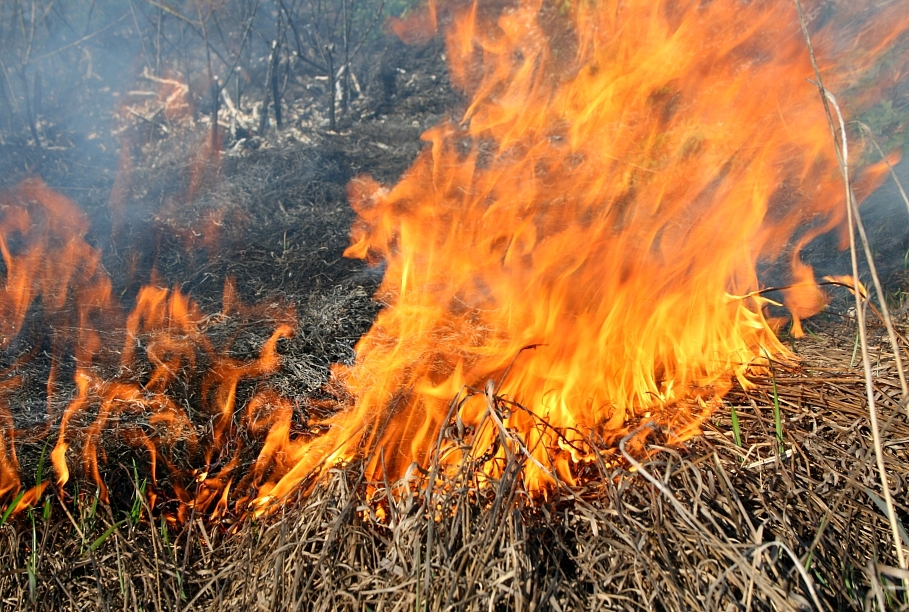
260,0,908,501
0,178,298,521
1,0,908,519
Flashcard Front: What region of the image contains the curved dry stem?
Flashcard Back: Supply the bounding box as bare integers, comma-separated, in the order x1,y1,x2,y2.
857,121,909,222
794,0,908,575
826,89,907,574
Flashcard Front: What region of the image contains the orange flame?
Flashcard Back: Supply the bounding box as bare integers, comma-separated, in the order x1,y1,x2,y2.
0,178,300,518
259,0,909,501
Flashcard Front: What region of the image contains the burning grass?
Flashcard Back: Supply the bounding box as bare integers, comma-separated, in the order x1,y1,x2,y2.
2,1,909,609
1,319,907,610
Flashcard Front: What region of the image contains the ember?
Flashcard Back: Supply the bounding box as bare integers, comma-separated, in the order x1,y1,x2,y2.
0,0,908,525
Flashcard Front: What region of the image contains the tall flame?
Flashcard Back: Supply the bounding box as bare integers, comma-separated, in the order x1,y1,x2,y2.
261,0,908,501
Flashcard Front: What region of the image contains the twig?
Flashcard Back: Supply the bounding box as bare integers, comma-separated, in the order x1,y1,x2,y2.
126,0,150,72
194,0,218,150
28,10,130,63
828,86,908,574
259,39,278,135
270,34,282,129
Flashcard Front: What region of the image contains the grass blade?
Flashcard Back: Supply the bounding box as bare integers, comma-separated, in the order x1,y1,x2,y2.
730,405,742,447
865,488,909,548
90,519,127,552
760,347,785,453
1,490,26,526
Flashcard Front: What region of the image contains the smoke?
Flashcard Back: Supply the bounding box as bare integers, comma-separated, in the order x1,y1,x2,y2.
788,155,909,311
0,2,140,150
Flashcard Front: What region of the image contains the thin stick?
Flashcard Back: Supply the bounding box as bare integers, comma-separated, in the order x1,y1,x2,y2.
830,92,908,573
29,11,131,63
833,138,908,397
126,0,150,72
194,0,218,150
793,0,907,573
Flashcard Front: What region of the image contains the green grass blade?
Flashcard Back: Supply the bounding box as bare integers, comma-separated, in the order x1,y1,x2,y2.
90,519,127,552
1,490,26,526
89,489,99,520
730,405,742,447
760,348,785,453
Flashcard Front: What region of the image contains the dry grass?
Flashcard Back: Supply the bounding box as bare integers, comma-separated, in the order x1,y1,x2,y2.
1,317,907,611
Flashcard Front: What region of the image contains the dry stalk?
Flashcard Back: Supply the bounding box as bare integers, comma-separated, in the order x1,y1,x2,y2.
827,81,909,576
793,0,908,576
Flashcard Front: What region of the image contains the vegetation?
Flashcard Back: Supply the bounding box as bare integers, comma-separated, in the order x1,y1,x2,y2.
1,1,908,610
0,0,422,144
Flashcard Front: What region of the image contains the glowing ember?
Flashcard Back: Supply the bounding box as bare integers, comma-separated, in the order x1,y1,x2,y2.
0,0,907,519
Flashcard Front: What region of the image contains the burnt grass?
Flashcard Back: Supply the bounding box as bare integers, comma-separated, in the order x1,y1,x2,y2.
1,33,909,612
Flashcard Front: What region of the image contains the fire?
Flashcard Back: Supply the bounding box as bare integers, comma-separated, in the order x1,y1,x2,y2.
1,0,908,519
0,179,298,519
263,0,909,498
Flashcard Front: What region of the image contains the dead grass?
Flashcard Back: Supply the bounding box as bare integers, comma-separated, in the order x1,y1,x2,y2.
1,317,907,611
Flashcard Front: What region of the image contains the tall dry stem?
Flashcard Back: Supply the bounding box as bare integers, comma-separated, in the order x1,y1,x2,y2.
794,0,908,575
